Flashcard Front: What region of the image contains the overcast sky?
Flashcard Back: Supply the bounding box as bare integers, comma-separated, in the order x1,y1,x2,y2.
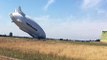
0,0,107,40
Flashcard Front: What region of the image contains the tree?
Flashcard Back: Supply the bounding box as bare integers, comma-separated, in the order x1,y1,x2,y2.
9,32,13,37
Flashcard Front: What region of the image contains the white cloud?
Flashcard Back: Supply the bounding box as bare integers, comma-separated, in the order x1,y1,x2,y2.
44,0,55,11
35,15,49,21
33,15,106,40
81,0,107,20
81,0,102,10
46,21,103,40
96,9,107,16
0,22,30,37
1,15,106,40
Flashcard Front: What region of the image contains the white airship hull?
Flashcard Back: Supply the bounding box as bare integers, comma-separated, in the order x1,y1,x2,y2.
10,7,46,39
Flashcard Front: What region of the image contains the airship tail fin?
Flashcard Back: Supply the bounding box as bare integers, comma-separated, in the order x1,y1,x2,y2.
15,6,25,17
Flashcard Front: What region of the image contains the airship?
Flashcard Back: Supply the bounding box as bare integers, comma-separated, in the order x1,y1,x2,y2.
10,6,46,39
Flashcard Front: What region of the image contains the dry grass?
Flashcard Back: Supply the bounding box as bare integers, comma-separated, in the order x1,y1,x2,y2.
0,37,107,60
0,55,20,60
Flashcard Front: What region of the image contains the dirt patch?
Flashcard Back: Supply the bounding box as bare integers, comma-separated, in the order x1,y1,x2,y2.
0,56,20,60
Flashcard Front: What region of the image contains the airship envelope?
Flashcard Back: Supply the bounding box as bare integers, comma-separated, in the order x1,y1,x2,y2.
10,6,46,39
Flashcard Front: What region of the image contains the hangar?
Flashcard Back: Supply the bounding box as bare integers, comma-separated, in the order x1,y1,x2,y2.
101,31,107,42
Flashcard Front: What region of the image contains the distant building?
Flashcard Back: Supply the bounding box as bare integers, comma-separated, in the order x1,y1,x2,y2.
101,31,107,42
9,32,13,37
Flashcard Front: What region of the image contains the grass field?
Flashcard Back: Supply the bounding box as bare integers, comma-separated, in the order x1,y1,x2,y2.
0,37,107,60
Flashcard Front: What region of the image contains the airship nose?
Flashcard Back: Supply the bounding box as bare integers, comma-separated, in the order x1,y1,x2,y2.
10,13,15,19
10,13,13,19
10,13,16,22
9,13,13,17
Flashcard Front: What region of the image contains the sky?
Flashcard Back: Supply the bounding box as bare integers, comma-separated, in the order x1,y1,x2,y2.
0,0,107,40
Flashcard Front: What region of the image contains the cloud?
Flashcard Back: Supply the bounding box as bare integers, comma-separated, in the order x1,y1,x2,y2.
33,15,106,40
44,0,55,11
81,0,102,10
35,15,49,21
1,14,106,40
81,0,107,20
0,22,29,37
96,9,107,16
46,21,103,40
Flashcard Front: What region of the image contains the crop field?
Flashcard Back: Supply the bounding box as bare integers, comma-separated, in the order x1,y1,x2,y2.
0,37,107,60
